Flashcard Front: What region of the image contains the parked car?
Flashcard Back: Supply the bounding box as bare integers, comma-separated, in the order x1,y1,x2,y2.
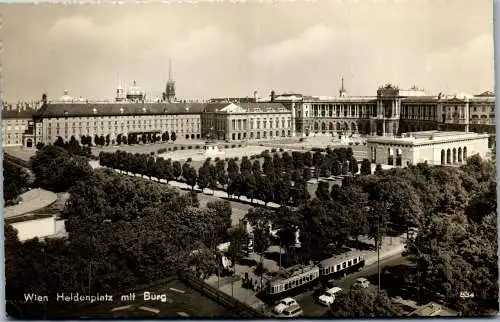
352,277,370,289
317,287,343,306
273,297,298,314
279,304,303,318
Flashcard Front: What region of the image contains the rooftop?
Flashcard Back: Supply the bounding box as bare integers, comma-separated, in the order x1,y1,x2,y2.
264,264,318,283
2,108,36,119
409,302,458,317
367,131,489,145
319,250,362,267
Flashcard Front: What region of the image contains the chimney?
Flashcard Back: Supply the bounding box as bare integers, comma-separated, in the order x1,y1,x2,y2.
271,90,276,102
253,91,258,102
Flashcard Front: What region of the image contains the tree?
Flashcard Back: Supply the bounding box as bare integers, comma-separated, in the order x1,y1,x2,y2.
172,161,182,180
208,164,218,193
105,134,110,146
171,131,177,143
94,134,99,146
227,227,249,270
240,156,252,175
30,145,93,193
274,173,291,205
332,160,342,176
184,165,197,191
165,131,170,142
243,172,258,203
350,157,359,174
374,164,383,175
341,160,349,175
54,136,65,147
116,134,122,145
303,151,313,167
252,160,261,177
303,167,312,182
277,227,297,266
3,160,31,203
326,289,403,317
291,178,310,206
315,181,331,202
197,165,210,193
360,159,372,175
252,224,271,288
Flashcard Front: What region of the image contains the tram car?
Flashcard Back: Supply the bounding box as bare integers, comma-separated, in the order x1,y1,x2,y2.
318,250,365,282
258,251,364,303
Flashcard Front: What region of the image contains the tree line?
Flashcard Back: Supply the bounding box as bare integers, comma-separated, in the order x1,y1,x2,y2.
98,147,373,207
36,131,179,151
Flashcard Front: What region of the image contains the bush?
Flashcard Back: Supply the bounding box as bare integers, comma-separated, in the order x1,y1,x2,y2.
215,157,220,161
348,142,354,146
187,157,192,162
195,145,200,149
254,263,268,276
355,142,360,145
238,144,242,148
225,158,230,161
167,148,171,151
181,146,185,150
173,147,178,151
279,148,284,152
150,152,155,156
271,148,277,153
363,142,367,145
225,145,229,149
234,157,239,161
188,146,193,150
231,144,236,148
299,138,304,142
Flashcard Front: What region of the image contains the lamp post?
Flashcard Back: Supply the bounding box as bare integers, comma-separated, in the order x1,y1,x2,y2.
409,241,422,305
377,214,381,295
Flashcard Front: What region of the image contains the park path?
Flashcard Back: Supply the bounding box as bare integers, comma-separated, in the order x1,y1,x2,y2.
4,188,58,218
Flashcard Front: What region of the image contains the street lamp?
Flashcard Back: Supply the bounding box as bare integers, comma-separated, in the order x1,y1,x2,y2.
408,241,422,304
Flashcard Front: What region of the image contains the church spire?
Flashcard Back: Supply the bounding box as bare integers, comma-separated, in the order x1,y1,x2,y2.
168,59,172,81
163,59,176,102
339,77,347,97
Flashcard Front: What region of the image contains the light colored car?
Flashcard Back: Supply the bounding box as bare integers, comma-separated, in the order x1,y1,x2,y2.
352,277,370,289
317,287,343,306
273,297,298,314
280,304,303,318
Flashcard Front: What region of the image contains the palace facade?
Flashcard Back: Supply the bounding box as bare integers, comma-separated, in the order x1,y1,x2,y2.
270,83,495,138
4,78,495,150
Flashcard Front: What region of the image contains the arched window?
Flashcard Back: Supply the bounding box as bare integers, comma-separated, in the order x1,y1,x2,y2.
463,146,468,161
458,147,462,162
452,148,457,163
447,149,451,164
441,149,445,165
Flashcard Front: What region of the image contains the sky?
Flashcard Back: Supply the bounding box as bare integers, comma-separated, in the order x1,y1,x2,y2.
0,0,494,102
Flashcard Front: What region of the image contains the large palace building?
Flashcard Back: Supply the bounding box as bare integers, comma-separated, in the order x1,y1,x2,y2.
269,80,495,138
2,75,495,150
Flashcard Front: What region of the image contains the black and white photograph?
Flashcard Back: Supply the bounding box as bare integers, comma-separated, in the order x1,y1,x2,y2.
1,0,498,318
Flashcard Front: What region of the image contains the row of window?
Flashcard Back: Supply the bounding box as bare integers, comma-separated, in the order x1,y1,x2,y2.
320,257,361,275
269,270,320,294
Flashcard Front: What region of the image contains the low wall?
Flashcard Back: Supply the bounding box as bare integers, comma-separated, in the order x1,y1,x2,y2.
180,273,265,318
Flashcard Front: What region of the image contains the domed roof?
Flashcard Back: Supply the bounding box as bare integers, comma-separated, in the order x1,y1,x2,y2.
127,80,143,96
59,90,73,102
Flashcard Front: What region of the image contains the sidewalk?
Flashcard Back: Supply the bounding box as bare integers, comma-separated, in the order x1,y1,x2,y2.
359,235,407,266
4,188,58,218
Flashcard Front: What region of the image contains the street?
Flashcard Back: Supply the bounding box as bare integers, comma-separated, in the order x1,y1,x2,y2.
295,253,411,317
